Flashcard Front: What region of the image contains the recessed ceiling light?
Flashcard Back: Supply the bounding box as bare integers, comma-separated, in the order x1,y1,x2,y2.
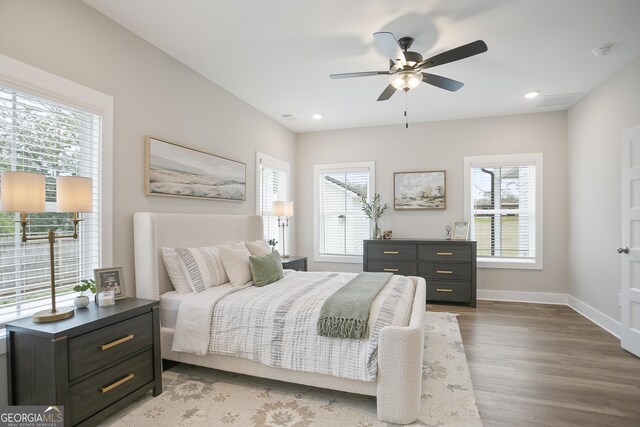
524,91,540,99
311,113,323,120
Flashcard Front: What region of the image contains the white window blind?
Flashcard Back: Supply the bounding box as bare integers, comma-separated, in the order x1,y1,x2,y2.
257,153,289,252
317,166,371,259
465,153,542,269
0,84,101,324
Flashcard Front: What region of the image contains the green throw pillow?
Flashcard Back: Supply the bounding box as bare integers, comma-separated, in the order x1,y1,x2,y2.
249,250,284,287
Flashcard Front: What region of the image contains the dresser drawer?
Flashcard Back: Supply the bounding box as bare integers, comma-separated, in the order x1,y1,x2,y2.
426,281,471,302
366,261,417,276
69,349,154,426
367,244,416,260
418,244,471,262
69,312,153,380
419,262,471,282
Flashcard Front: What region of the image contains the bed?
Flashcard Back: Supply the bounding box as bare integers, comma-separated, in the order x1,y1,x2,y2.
133,212,426,424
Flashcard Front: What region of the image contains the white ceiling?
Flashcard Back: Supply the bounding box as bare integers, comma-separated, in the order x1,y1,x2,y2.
83,0,640,133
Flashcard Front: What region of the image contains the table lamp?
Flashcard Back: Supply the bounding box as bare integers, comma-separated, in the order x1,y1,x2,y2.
272,201,293,258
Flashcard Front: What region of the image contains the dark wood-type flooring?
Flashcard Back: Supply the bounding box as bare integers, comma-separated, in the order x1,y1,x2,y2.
428,301,640,427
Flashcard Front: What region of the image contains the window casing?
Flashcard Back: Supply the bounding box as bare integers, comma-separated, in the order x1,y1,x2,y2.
314,162,375,264
464,153,543,269
256,152,290,253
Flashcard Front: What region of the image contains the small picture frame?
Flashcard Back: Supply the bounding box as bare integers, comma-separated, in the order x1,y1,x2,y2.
451,221,469,240
94,267,126,300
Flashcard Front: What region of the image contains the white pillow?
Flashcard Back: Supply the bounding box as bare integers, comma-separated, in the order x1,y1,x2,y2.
224,241,246,250
244,239,271,256
219,246,253,287
161,248,192,293
175,245,229,292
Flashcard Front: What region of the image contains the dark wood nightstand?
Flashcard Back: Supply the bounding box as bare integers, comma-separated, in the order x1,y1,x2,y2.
282,256,307,271
6,298,162,426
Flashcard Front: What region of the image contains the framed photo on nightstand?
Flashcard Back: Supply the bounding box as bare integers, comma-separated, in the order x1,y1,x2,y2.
452,221,470,240
94,267,126,299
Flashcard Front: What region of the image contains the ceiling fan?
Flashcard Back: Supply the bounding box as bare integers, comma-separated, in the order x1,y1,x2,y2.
330,32,488,101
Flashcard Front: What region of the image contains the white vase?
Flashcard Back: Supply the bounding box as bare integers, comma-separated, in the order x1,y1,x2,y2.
74,295,90,308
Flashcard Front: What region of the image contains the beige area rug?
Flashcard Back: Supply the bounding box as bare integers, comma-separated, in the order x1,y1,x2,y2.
102,312,482,427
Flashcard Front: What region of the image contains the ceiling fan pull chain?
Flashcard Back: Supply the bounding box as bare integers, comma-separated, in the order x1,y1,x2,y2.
405,93,409,128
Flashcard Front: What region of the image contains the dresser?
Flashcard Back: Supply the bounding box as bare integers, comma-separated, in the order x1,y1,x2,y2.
6,298,162,426
363,239,477,307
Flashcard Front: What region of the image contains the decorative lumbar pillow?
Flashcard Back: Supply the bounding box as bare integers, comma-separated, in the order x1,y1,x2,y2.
175,246,229,292
161,248,192,293
219,246,253,287
244,239,271,256
249,250,284,287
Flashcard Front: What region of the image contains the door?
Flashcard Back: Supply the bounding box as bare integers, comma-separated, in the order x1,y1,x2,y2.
621,124,640,357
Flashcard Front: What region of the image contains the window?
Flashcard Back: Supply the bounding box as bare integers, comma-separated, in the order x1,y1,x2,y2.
314,162,374,263
256,152,289,252
464,153,543,269
0,55,112,324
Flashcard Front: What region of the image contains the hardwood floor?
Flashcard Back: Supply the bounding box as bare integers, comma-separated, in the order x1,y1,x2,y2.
428,301,640,427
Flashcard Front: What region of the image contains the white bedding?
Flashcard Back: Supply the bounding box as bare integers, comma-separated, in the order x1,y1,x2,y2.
172,270,415,382
160,291,190,329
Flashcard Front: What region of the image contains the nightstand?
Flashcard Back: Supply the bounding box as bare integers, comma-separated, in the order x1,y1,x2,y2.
6,298,162,426
282,256,307,271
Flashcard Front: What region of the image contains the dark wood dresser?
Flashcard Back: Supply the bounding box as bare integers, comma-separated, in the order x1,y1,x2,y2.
363,239,477,307
6,298,162,426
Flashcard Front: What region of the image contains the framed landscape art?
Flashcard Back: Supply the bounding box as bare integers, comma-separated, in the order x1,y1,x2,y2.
394,170,446,210
145,136,246,201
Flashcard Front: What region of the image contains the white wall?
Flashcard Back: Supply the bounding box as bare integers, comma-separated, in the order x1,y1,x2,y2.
567,56,640,321
0,0,296,296
296,112,569,295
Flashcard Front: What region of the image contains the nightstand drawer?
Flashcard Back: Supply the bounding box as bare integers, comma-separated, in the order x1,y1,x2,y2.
419,262,471,282
426,281,471,302
69,312,153,380
366,261,416,276
418,244,471,262
367,244,416,260
69,349,154,426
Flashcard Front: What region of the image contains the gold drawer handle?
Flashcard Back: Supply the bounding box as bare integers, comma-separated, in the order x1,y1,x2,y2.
383,268,399,272
100,334,134,351
436,270,453,274
436,288,453,293
383,251,399,254
100,373,134,393
436,252,453,256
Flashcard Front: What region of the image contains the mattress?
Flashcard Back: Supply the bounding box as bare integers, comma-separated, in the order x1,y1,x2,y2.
160,291,189,329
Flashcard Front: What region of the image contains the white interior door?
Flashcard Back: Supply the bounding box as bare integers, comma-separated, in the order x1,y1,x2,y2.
621,124,640,357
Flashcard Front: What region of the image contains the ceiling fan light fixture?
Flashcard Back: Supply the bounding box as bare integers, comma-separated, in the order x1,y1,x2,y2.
389,70,422,91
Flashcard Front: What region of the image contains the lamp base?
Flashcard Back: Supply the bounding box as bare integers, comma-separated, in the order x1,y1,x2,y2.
32,306,75,323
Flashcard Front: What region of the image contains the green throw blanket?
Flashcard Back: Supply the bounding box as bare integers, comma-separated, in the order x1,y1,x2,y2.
317,272,392,339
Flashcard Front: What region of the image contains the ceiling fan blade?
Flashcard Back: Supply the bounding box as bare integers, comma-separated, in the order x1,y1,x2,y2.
373,32,406,66
377,84,397,101
421,73,465,92
417,40,488,70
330,71,390,79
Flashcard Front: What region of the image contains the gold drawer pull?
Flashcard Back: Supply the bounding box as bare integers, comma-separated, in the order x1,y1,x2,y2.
100,334,134,351
436,270,453,274
436,252,453,256
383,251,399,254
100,373,134,393
383,268,399,272
436,288,453,293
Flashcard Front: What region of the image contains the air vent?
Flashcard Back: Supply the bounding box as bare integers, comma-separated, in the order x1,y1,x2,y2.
281,114,296,120
536,92,585,108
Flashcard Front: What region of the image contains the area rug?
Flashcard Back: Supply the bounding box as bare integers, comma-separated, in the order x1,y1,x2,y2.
102,312,482,426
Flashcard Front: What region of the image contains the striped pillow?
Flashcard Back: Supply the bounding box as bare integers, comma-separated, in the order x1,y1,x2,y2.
175,246,229,292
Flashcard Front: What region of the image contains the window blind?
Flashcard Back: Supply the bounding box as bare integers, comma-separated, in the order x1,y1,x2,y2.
318,168,369,257
470,164,536,259
0,85,101,324
258,159,287,250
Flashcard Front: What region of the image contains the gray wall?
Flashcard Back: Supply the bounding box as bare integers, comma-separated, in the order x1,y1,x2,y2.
296,112,569,296
0,0,297,296
567,56,640,320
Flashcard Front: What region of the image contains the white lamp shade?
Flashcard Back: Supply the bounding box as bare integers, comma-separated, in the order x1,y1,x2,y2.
56,176,93,213
0,171,46,212
272,200,293,217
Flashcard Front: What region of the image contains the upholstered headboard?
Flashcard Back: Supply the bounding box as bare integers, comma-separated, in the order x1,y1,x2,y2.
133,212,263,300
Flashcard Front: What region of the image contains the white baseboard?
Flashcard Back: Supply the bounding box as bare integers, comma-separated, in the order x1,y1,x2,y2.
567,296,621,339
477,290,568,305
